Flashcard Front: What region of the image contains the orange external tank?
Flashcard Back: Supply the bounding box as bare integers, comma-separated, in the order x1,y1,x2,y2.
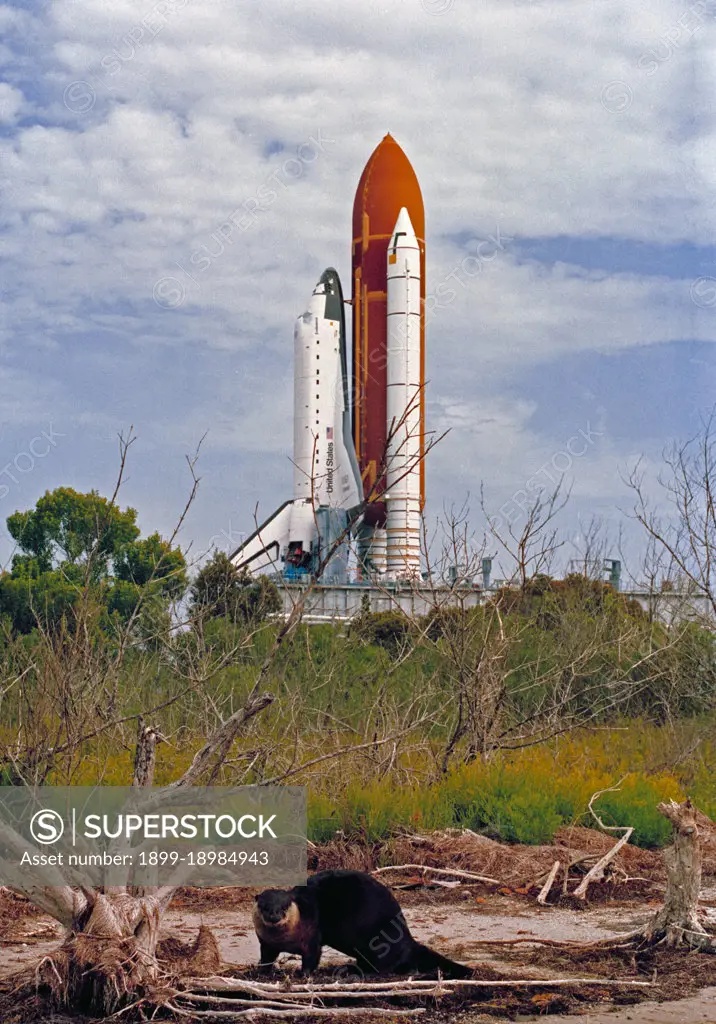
352,134,425,529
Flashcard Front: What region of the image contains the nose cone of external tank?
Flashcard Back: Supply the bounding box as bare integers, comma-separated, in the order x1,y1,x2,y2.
352,134,425,242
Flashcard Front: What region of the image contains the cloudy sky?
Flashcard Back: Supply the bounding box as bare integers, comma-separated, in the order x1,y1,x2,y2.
0,0,714,579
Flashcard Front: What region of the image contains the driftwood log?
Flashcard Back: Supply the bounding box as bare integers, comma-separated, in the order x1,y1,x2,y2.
164,974,653,1020
642,799,714,950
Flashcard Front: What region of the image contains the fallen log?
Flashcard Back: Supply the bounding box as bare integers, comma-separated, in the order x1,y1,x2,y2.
372,864,501,885
537,860,560,905
168,1006,426,1019
573,828,634,900
167,975,654,1019
183,975,654,995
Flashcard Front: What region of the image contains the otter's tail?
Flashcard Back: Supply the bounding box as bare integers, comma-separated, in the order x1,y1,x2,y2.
409,942,472,979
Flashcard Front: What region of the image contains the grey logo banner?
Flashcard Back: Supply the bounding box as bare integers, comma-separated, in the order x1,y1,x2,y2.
0,786,306,889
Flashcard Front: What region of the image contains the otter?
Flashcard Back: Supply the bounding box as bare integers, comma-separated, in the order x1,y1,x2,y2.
253,868,471,978
252,884,322,973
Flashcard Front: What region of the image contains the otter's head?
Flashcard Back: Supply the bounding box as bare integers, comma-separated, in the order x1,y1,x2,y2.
254,889,297,926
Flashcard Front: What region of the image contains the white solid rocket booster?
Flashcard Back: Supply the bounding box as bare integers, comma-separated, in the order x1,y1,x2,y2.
385,207,422,576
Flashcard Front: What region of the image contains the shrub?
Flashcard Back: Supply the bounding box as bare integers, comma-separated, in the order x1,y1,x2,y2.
191,553,281,623
349,610,413,655
421,606,467,641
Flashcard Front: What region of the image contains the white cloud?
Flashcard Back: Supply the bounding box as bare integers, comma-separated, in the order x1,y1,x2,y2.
0,0,713,557
0,81,22,123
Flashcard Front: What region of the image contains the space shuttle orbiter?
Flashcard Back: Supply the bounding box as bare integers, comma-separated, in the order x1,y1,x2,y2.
232,135,427,583
230,269,363,581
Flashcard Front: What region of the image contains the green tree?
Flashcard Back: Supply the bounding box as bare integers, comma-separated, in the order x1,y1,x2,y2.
0,568,80,635
1,489,186,635
7,486,139,577
190,551,280,624
114,532,187,598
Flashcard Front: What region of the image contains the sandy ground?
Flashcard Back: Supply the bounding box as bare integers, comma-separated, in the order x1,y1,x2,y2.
0,888,653,979
535,990,716,1023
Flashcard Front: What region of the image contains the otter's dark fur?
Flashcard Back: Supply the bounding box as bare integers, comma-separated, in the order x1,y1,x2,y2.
253,869,471,977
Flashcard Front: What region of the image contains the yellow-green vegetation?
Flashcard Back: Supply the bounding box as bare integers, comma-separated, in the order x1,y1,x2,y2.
305,722,715,847
8,715,711,849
